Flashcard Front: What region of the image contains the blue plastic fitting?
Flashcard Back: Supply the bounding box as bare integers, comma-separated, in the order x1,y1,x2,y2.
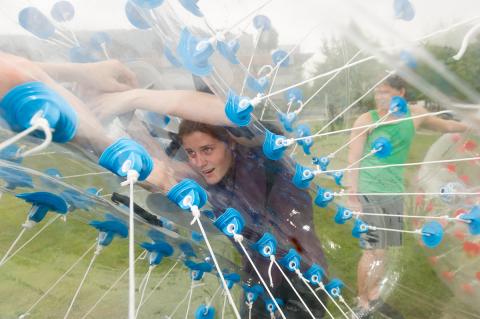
177,28,213,76
224,90,254,126
253,15,271,30
313,156,330,171
246,76,269,94
278,112,297,132
131,0,164,9
89,213,128,246
314,186,334,208
0,167,34,190
390,96,408,116
18,7,55,39
325,278,344,297
372,137,392,158
264,298,284,313
352,218,369,238
17,192,68,223
223,272,241,290
167,179,208,210
0,82,78,143
191,231,203,242
0,145,23,164
51,1,75,22
252,233,277,258
400,50,417,69
304,263,326,285
179,0,203,17
185,260,213,281
125,1,151,29
40,168,62,189
263,129,289,160
334,206,354,224
99,138,153,181
295,124,314,155
394,0,415,21
213,208,245,237
332,170,344,186
284,88,303,103
292,163,314,189
194,304,215,319
61,188,95,212
460,206,480,235
179,242,197,258
421,221,444,248
90,32,112,51
278,249,301,272
271,49,289,67
243,284,264,303
140,239,174,266
217,40,240,65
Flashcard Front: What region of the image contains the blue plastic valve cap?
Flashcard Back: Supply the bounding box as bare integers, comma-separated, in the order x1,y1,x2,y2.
51,1,75,22
372,137,392,158
394,0,415,21
304,263,326,285
177,28,213,76
89,213,128,246
224,90,254,127
334,206,354,225
272,49,289,68
243,284,264,303
217,40,240,65
460,206,480,235
278,248,301,272
263,129,289,161
0,82,78,143
314,186,334,208
99,138,153,181
292,163,314,189
284,88,303,103
325,278,344,297
252,233,277,258
278,112,297,132
194,304,215,319
213,208,245,237
0,167,34,190
264,298,284,313
253,15,271,30
167,179,208,210
125,1,151,29
352,218,369,238
246,76,269,94
17,192,68,223
390,96,408,116
18,7,55,39
131,0,164,9
421,221,444,248
179,0,203,17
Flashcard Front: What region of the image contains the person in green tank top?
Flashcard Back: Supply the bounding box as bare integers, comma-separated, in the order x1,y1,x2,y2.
347,75,469,318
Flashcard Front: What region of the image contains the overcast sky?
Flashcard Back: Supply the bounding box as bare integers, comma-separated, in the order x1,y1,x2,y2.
0,0,479,52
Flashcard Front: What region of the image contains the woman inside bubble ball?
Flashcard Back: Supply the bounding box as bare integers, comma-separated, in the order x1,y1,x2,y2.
347,75,469,318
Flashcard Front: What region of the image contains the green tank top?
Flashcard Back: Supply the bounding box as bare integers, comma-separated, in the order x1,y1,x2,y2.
358,109,415,193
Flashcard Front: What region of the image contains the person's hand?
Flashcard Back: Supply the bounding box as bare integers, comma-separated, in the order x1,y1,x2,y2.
346,187,362,213
90,89,141,121
78,60,138,93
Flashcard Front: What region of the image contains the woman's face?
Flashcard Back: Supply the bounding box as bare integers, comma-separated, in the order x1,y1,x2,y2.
182,131,233,185
374,84,405,111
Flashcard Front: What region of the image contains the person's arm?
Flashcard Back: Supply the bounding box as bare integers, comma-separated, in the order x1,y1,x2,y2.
36,60,138,92
346,113,371,209
414,105,468,133
92,89,232,126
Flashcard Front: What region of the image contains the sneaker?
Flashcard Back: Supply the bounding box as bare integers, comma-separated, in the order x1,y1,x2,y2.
350,306,372,319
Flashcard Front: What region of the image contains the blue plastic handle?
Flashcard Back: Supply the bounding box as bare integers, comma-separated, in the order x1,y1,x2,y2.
89,213,128,246
253,15,271,30
213,208,245,237
0,167,34,190
224,90,254,126
372,137,393,158
314,186,334,208
421,221,444,248
325,278,344,297
177,28,213,76
271,49,289,67
352,218,369,238
284,88,303,103
194,304,215,319
394,0,415,21
243,283,264,303
246,76,269,94
167,179,208,210
263,129,288,160
334,206,353,224
51,1,75,22
304,263,326,285
252,233,277,258
278,112,297,133
217,40,240,65
179,0,203,17
460,206,480,235
292,163,314,189
264,298,284,313
125,1,151,29
18,7,55,39
278,249,301,272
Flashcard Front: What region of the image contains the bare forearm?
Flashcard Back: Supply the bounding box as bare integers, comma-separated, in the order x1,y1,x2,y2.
36,62,86,83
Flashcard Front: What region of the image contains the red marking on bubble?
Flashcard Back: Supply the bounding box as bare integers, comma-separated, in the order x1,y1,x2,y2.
442,271,455,282
463,242,480,256
439,219,449,228
426,201,434,212
451,134,461,142
446,164,457,173
463,140,477,152
476,272,480,281
460,175,470,185
416,194,424,207
454,209,467,217
462,283,475,295
453,229,467,241
428,256,439,265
